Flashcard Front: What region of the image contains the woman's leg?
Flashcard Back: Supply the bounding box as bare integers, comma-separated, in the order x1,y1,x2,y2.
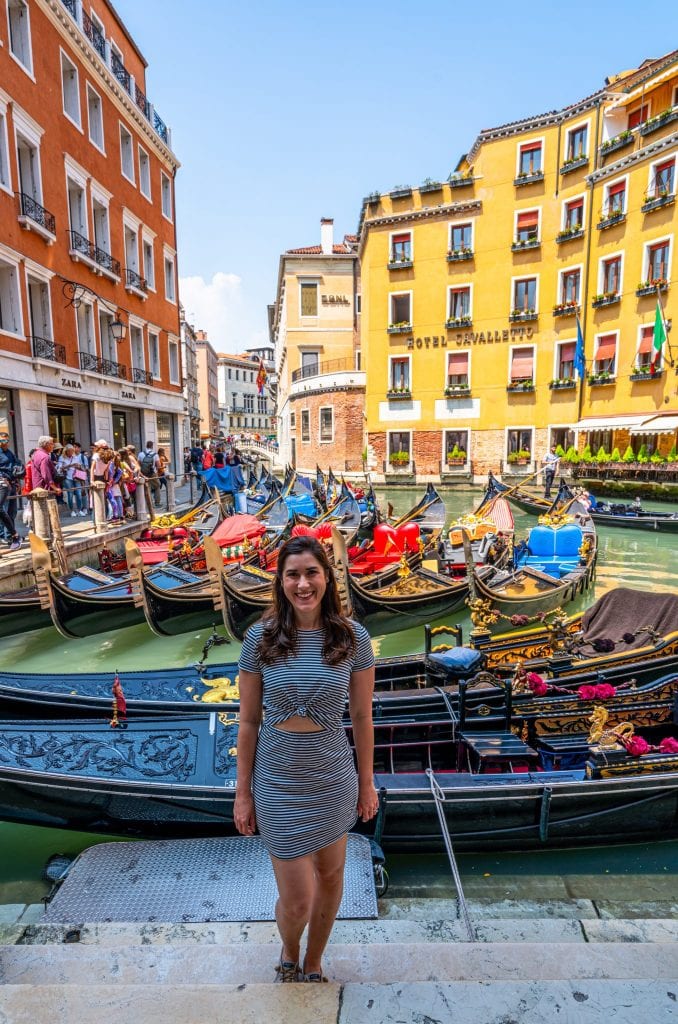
63,478,75,512
269,852,314,965
303,835,348,976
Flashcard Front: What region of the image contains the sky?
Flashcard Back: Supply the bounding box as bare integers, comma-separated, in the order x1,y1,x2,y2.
115,0,678,354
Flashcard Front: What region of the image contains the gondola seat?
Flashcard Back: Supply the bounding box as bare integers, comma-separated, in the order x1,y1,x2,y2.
425,646,485,684
457,676,539,773
519,523,584,580
537,734,591,771
460,731,540,774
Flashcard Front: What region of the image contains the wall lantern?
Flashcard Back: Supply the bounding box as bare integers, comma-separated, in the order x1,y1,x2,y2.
110,317,127,344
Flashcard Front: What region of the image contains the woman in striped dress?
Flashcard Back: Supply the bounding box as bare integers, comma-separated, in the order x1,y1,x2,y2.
234,535,377,983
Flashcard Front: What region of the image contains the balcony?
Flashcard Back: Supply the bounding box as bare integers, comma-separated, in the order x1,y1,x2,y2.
445,316,472,329
290,356,355,383
549,379,576,391
32,335,66,364
111,51,131,93
559,155,589,175
639,109,678,137
387,323,413,335
81,9,106,59
17,192,56,242
389,186,412,199
556,226,584,244
448,174,474,188
636,280,668,298
78,351,127,380
131,367,153,386
630,368,664,382
125,267,148,296
592,293,620,309
507,379,535,393
508,310,538,323
511,238,540,252
641,191,676,214
597,210,626,230
446,249,473,262
135,82,150,119
514,170,544,186
552,302,579,318
386,389,412,401
68,230,121,279
599,131,633,158
387,256,413,270
419,180,443,194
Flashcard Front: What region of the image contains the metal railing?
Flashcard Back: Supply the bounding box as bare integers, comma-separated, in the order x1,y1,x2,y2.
82,9,106,59
291,356,356,383
32,336,66,364
135,83,150,119
69,230,121,277
132,367,153,386
19,192,56,235
125,267,147,292
101,358,127,380
111,51,131,92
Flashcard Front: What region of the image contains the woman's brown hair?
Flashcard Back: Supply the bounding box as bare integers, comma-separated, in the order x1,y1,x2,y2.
258,535,356,666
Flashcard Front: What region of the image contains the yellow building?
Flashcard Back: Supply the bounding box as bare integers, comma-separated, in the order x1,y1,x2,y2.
360,52,678,480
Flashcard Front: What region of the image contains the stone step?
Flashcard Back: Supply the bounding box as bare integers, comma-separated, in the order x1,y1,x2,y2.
2,941,677,986
1,979,677,1024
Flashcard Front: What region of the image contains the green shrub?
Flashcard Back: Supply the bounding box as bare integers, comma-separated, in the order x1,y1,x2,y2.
563,445,580,463
610,447,621,462
555,444,566,457
637,443,649,463
581,444,593,463
650,453,665,463
595,446,609,463
668,445,677,461
622,445,636,463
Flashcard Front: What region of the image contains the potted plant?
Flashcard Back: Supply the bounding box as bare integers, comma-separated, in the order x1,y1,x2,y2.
388,450,410,466
446,444,467,465
507,449,531,466
445,382,469,396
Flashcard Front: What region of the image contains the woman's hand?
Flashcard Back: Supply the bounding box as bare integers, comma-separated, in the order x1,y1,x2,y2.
234,792,257,836
357,780,379,822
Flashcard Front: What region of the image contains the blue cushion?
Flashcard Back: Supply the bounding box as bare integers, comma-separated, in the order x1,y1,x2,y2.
527,526,557,557
554,523,583,557
428,647,484,674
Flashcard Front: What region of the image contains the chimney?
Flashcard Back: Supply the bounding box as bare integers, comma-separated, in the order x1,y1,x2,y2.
196,330,207,341
320,218,334,255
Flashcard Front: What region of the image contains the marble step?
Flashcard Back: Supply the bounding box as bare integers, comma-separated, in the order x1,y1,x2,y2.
2,941,677,986
2,980,678,1024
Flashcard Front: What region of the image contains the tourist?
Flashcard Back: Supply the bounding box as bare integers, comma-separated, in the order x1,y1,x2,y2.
157,446,170,502
57,443,87,516
104,450,125,523
32,436,61,495
202,446,214,471
235,535,377,983
139,442,162,507
542,445,560,499
182,446,191,483
0,432,23,545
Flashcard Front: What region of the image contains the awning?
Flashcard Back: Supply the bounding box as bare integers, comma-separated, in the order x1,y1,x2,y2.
560,342,576,361
448,351,469,372
511,351,534,377
638,329,653,354
631,415,678,435
577,415,648,431
595,337,617,361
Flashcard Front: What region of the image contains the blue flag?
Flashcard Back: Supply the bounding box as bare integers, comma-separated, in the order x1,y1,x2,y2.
574,316,586,379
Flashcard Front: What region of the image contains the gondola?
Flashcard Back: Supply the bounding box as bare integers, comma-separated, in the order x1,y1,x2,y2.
1,671,677,850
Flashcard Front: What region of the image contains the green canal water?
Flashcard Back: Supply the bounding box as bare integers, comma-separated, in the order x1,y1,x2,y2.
1,485,678,904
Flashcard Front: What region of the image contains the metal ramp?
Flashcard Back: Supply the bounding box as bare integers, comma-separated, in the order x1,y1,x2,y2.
42,833,377,923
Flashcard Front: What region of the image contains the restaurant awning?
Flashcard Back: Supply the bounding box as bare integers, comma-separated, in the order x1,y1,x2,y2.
577,415,648,431
630,415,678,435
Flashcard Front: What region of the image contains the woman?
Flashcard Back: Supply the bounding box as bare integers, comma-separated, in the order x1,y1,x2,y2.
104,450,124,523
56,443,86,516
157,447,170,501
235,535,377,983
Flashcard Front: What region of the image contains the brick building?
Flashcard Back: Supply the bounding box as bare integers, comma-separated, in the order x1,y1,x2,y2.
0,0,182,461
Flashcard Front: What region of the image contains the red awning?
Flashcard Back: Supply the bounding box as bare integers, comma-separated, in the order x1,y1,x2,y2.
560,342,576,361
595,337,617,360
511,350,534,377
392,232,410,244
638,329,654,354
448,352,469,372
517,211,539,228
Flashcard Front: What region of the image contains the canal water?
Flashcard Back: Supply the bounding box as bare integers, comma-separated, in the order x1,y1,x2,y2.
1,484,678,905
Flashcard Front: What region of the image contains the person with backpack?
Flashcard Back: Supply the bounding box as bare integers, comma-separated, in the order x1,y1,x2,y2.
0,432,23,546
140,442,161,507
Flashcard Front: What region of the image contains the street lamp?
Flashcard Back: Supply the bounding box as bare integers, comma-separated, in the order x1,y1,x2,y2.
110,317,127,344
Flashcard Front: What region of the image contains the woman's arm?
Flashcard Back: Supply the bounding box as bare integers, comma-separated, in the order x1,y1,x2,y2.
233,668,263,836
349,666,378,822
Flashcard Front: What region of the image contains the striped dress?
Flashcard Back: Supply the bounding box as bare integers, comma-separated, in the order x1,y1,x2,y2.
238,620,375,859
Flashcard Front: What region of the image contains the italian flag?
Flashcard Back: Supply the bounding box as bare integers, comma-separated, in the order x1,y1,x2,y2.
650,300,667,375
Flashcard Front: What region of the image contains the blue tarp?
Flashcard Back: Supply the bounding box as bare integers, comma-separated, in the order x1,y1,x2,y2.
284,493,318,516
201,466,246,493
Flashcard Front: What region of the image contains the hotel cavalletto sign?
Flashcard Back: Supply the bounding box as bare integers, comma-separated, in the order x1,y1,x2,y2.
402,324,536,350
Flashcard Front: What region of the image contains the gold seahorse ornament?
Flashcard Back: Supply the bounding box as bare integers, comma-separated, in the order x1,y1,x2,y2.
194,675,240,703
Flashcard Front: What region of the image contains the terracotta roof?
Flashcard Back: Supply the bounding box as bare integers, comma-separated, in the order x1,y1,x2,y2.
286,243,355,255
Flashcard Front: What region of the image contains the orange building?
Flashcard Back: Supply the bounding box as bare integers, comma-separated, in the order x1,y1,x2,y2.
0,0,182,459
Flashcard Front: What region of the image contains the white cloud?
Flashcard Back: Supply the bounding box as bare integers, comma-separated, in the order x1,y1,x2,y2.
179,271,245,352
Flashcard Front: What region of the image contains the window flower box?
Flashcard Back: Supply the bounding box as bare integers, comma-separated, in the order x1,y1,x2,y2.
388,452,413,471
514,171,544,186
445,316,472,329
509,309,538,322
639,108,678,136
389,186,413,199
387,322,413,334
511,238,540,252
556,226,584,243
549,378,576,390
386,389,412,400
587,372,616,386
444,385,471,398
630,368,664,382
559,155,589,174
448,174,474,188
636,280,668,297
641,192,675,213
597,211,626,230
388,258,413,270
592,292,620,308
507,379,535,393
600,130,633,156
507,449,532,465
420,179,443,194
552,302,579,317
445,457,467,466
446,248,473,262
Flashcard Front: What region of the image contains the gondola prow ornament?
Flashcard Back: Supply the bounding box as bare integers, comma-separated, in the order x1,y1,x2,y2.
110,672,127,728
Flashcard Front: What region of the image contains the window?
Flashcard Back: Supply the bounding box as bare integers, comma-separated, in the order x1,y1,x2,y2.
636,326,657,370
604,179,626,216
646,240,670,284
26,274,52,341
301,410,310,442
563,197,584,231
551,427,575,451
628,105,648,130
0,257,23,336
76,301,95,355
61,52,81,127
257,395,267,414
169,339,180,383
227,368,231,379
507,429,532,458
143,237,155,290
389,291,411,326
67,176,88,240
8,0,32,73
444,429,469,461
513,277,537,312
138,146,151,199
15,129,42,204
124,224,139,274
388,431,411,460
593,334,617,374
518,141,542,175
244,395,254,413
91,196,110,254
130,324,144,370
449,222,472,253
319,407,333,442
390,231,411,264
164,254,176,302
447,286,471,320
161,172,172,219
556,341,576,380
0,107,10,191
301,350,319,376
560,268,581,305
235,370,239,381
290,411,296,428
98,309,115,362
515,210,539,242
300,281,318,317
447,351,469,387
601,255,622,296
389,355,410,392
648,158,675,199
509,347,534,384
86,85,104,150
566,124,587,160
120,124,134,182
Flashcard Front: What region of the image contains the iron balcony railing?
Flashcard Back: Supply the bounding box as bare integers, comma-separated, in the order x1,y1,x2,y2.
69,230,121,277
135,83,150,119
78,351,127,380
111,51,131,93
82,9,106,59
61,0,76,16
32,336,66,364
291,356,356,382
132,367,153,386
125,268,148,292
19,192,56,235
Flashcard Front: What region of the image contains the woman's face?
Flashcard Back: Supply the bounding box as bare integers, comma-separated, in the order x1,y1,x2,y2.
281,551,328,620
